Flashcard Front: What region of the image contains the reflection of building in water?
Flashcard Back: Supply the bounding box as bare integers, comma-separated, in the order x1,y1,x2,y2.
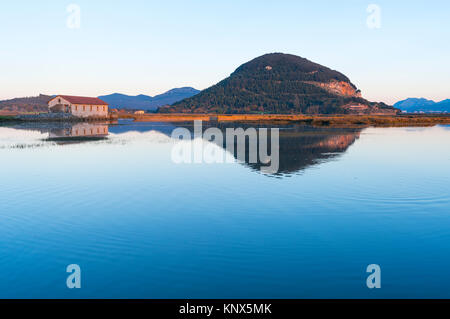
48,123,109,139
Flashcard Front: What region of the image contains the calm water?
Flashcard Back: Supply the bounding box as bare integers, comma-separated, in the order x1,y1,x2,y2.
1,120,450,298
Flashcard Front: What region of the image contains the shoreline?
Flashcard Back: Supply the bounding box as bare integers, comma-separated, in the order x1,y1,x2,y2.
120,113,450,127
2,113,450,127
0,113,118,123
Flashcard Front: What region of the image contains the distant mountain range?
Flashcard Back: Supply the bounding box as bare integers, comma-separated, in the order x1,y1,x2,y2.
0,87,200,113
99,87,200,111
394,98,450,113
163,53,396,114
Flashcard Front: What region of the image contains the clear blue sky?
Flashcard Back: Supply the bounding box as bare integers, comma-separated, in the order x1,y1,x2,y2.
0,0,449,104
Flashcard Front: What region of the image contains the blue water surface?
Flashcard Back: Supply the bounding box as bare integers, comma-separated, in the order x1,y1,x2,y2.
0,121,449,298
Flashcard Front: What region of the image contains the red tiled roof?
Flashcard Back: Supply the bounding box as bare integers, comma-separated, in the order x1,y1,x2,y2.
50,95,109,105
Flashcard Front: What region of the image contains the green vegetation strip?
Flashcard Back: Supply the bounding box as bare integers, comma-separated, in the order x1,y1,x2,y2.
0,115,17,122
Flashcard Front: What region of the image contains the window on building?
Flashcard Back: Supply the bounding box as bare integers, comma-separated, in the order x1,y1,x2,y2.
90,105,93,111
75,105,78,111
83,105,86,111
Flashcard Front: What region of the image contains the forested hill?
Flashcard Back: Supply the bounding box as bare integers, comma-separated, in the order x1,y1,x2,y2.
162,53,396,114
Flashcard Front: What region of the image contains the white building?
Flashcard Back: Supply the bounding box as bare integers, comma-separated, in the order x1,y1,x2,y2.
48,95,109,118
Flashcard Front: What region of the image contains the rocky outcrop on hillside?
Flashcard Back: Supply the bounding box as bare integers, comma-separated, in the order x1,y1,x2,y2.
305,80,362,98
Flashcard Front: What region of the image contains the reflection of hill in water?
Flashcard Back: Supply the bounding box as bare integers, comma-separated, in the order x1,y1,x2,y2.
175,123,362,176
59,121,361,176
108,120,178,136
248,128,360,176
6,121,361,176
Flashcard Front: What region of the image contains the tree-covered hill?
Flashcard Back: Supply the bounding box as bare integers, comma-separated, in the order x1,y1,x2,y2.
161,53,395,114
